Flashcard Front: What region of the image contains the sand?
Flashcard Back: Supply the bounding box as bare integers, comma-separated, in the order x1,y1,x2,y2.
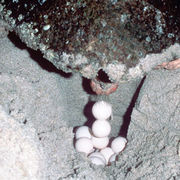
0,30,179,179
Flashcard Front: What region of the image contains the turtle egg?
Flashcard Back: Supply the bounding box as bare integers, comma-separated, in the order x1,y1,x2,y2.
92,101,112,120
89,156,106,166
75,137,94,155
109,153,117,163
88,152,106,165
92,120,111,138
92,136,109,149
100,147,114,164
75,126,92,139
111,136,127,154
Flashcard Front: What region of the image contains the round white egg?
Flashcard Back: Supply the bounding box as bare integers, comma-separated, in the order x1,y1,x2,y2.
92,136,109,149
92,101,112,120
111,136,127,154
89,156,105,166
75,126,92,139
92,120,111,138
75,137,94,155
88,152,106,164
109,154,117,163
100,147,114,164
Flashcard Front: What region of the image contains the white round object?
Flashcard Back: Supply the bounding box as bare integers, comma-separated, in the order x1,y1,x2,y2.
111,137,127,154
75,137,93,155
92,101,112,120
89,156,105,166
109,154,117,163
92,136,109,149
92,120,111,138
75,126,92,139
88,152,106,164
100,147,114,164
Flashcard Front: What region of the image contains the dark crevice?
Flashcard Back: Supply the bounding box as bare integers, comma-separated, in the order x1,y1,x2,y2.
23,119,27,124
82,77,96,95
7,31,72,78
96,69,112,83
119,76,146,137
83,101,96,127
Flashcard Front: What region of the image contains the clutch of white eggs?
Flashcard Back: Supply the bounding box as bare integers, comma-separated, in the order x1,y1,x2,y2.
74,101,127,166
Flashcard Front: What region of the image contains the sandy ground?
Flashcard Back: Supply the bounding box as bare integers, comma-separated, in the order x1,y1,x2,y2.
0,32,179,179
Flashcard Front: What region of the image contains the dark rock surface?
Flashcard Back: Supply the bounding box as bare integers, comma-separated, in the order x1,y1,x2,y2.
0,0,179,82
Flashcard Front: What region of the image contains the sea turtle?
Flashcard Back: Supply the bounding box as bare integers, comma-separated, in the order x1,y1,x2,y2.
0,0,179,94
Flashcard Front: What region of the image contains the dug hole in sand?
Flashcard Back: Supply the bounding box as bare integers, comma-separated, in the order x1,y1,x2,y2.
0,31,179,179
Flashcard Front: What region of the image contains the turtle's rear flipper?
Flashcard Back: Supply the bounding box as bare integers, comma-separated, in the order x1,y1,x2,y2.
156,58,180,70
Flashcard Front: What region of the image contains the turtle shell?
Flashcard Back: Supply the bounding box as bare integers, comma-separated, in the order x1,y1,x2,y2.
0,0,179,82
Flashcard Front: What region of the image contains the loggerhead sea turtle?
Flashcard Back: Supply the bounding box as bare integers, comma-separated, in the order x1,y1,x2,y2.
0,0,179,94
